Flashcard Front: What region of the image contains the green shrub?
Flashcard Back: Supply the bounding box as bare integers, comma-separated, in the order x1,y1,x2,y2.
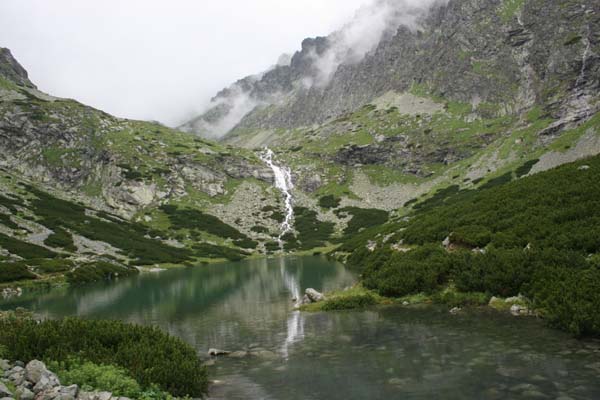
335,207,389,235
0,233,57,259
44,227,77,252
0,262,37,283
234,238,258,249
288,207,335,250
318,195,341,209
29,258,74,274
159,205,248,241
529,266,600,336
0,318,208,397
29,189,192,265
321,293,378,311
450,225,492,248
66,262,138,285
0,213,19,229
363,245,452,297
192,243,247,261
49,358,143,398
433,289,490,308
250,225,269,234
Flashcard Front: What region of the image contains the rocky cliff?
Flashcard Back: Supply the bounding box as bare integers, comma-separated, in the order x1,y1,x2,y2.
182,0,599,138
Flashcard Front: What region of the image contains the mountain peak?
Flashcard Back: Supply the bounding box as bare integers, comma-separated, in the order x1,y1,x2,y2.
0,47,36,89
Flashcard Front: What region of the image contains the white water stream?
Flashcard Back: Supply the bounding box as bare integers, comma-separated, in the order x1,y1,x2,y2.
259,148,294,248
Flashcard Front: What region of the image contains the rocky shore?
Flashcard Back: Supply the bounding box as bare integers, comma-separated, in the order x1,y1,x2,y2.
0,359,130,400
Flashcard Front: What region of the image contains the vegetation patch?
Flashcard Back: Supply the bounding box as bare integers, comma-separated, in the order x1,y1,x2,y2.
66,261,138,285
0,318,208,397
340,155,600,336
335,207,389,236
44,227,76,252
160,204,247,240
0,262,37,283
0,232,57,259
284,207,334,251
318,195,341,209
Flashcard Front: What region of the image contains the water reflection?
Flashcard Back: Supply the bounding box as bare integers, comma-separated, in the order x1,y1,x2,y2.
3,257,600,400
0,256,354,357
279,257,305,359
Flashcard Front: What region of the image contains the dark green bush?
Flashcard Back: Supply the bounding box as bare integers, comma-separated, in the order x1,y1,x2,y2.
44,227,77,252
66,262,138,285
0,233,57,259
0,262,37,283
318,195,341,209
29,189,192,265
193,243,246,261
0,318,208,397
320,293,378,311
362,245,452,297
530,266,600,336
450,225,492,248
432,290,490,308
0,213,19,229
160,205,249,242
290,207,335,250
29,258,74,274
335,207,389,235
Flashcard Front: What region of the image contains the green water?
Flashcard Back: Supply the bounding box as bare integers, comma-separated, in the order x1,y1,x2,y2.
2,256,600,399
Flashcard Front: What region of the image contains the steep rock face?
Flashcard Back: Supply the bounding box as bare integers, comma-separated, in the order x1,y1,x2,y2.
182,0,599,137
0,48,36,88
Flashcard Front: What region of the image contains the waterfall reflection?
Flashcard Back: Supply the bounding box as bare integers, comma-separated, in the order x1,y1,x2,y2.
279,256,305,358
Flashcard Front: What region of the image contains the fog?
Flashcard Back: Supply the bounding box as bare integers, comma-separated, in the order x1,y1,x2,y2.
192,0,448,138
0,0,369,126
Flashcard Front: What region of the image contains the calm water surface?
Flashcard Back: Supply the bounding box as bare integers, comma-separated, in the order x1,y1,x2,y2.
2,256,600,400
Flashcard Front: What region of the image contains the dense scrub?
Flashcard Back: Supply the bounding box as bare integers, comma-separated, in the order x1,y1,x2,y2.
0,262,37,283
66,262,139,285
283,207,334,251
0,232,57,259
159,204,248,241
27,188,194,265
344,155,600,336
0,318,208,397
44,227,76,252
318,195,341,209
335,207,389,236
48,358,174,399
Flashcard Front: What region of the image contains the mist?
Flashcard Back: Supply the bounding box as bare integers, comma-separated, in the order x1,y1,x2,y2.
0,0,369,127
192,0,447,138
309,0,448,87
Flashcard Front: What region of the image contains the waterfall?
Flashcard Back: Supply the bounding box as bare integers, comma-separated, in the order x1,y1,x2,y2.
259,148,294,247
576,27,591,91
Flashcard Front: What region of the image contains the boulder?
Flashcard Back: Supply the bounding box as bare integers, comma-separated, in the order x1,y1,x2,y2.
208,348,231,357
305,288,325,303
0,360,9,371
0,382,13,397
15,387,34,400
449,307,461,314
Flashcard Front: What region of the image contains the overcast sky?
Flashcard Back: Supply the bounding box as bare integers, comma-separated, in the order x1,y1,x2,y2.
0,0,369,126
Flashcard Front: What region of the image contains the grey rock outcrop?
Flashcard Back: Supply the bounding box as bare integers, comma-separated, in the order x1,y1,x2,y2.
1,360,130,400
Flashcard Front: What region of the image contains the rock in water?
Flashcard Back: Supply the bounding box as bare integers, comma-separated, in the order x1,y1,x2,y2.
208,348,231,357
305,288,325,303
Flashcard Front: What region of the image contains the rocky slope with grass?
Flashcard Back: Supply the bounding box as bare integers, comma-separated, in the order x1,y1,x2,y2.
0,48,314,291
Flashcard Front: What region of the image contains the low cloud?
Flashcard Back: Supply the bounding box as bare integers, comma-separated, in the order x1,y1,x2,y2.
309,0,447,87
